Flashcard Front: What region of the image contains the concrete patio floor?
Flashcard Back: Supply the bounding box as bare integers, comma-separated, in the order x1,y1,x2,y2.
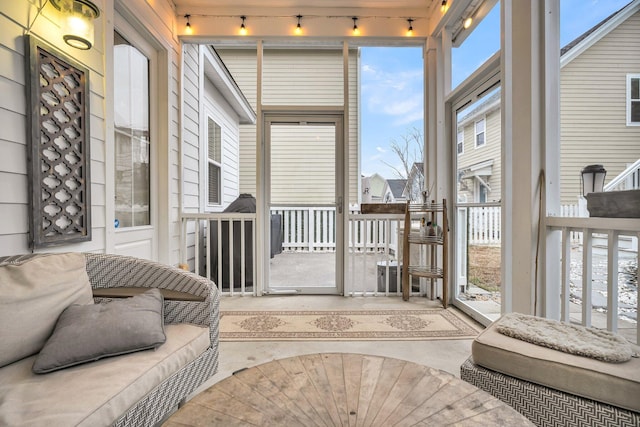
196,294,481,397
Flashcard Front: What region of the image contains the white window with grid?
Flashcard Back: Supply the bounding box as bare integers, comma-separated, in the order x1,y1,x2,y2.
457,128,464,155
475,118,486,147
206,116,222,206
628,74,640,126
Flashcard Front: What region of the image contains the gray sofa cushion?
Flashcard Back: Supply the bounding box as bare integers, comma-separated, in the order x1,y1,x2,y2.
0,253,94,368
33,288,166,374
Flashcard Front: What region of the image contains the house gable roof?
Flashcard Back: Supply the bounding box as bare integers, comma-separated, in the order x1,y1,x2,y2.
561,0,640,67
203,46,256,124
386,179,407,198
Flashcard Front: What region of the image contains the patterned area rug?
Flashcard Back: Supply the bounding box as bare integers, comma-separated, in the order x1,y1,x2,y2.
220,309,481,341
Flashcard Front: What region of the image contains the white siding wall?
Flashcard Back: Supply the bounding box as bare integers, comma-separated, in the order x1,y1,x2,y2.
0,0,183,263
271,125,335,204
181,43,201,212
560,11,640,204
203,77,241,209
215,50,258,197
262,50,344,105
0,1,108,255
218,48,359,203
182,45,242,212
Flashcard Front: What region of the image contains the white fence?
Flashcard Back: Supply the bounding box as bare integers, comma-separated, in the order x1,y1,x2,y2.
272,206,399,253
467,205,501,245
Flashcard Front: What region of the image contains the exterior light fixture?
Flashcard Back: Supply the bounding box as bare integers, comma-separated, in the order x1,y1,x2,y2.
352,17,360,35
441,0,448,13
463,16,473,29
406,18,414,36
239,16,247,35
51,0,100,50
184,14,193,35
295,15,303,35
581,164,607,196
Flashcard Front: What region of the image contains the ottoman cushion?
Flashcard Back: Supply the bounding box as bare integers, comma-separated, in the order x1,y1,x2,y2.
472,316,640,412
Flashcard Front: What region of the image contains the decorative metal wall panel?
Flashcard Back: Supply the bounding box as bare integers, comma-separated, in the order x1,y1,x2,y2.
26,35,91,247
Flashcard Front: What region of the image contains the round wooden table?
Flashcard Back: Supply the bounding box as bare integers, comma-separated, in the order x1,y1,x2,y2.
163,353,533,426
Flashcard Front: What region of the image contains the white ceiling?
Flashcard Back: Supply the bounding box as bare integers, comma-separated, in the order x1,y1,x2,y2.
175,0,434,10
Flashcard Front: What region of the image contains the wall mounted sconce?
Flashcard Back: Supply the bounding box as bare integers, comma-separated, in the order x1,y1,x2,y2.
239,16,247,35
184,14,193,35
51,0,100,50
406,18,414,36
352,17,360,36
295,15,303,35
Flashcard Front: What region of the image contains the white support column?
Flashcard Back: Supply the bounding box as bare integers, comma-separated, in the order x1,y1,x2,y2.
543,0,562,319
256,40,265,296
425,36,438,197
501,0,560,315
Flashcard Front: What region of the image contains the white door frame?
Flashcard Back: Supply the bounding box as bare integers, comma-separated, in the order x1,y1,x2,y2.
111,12,159,260
262,109,345,295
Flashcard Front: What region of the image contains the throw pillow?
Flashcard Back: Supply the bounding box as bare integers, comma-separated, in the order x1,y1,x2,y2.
33,288,166,374
0,253,94,368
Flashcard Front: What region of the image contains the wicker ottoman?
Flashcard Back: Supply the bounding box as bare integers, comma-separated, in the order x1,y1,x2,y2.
461,357,640,427
461,314,640,427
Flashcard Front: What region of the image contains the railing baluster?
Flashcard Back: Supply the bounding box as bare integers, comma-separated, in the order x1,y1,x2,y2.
607,231,619,333
561,227,571,323
582,230,592,327
194,220,200,277
216,219,222,291
228,219,234,296
240,218,245,295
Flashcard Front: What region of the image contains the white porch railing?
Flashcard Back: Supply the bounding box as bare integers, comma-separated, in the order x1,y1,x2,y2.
604,158,640,192
181,212,257,296
180,208,404,296
346,213,405,296
546,216,639,344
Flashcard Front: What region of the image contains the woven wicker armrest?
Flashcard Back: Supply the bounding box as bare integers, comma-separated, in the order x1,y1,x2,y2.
84,253,219,347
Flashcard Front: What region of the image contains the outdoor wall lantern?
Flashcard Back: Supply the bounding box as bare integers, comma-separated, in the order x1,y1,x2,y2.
51,0,100,50
581,164,607,196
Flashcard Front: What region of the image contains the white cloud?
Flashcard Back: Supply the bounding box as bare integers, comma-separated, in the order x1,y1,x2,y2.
376,146,387,153
361,64,423,123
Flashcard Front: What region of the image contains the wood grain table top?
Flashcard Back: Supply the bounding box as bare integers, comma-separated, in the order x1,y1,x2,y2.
163,353,533,426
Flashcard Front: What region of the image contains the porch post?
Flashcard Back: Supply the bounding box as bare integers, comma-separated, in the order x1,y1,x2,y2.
501,0,560,315
256,40,265,296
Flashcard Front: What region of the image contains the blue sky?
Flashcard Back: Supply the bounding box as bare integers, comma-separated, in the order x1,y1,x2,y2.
360,0,633,179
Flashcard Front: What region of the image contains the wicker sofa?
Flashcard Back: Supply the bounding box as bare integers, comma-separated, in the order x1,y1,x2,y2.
0,253,220,427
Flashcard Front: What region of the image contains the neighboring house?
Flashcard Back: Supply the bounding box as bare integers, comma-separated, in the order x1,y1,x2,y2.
455,90,501,203
382,179,408,203
455,1,640,205
402,162,425,202
361,173,387,203
559,1,640,203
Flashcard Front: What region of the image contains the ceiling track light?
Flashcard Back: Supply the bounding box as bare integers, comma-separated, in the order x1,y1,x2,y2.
295,14,302,35
239,15,247,35
184,14,193,35
352,17,360,36
406,18,414,36
441,0,448,13
463,16,473,29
